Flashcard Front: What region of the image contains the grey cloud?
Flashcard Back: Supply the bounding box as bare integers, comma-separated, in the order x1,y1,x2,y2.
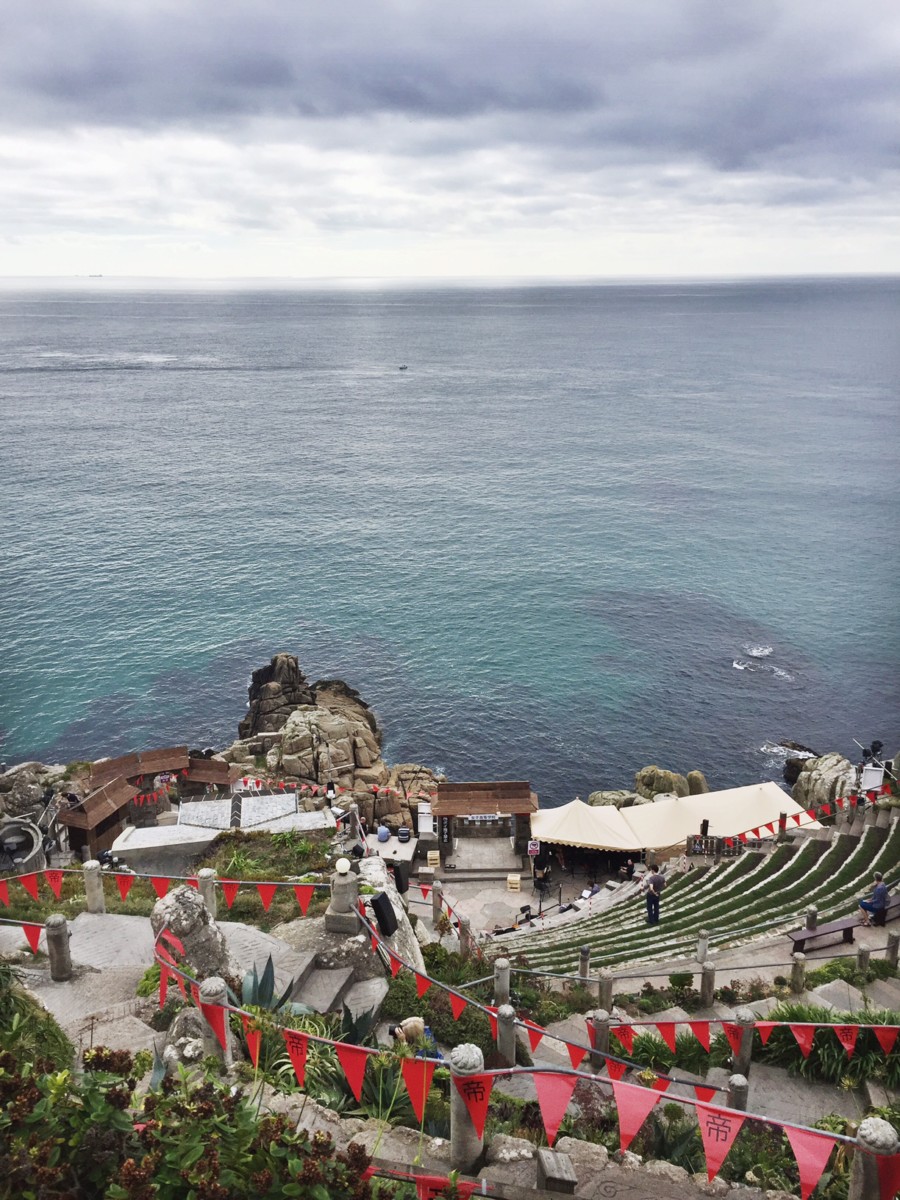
1,0,898,182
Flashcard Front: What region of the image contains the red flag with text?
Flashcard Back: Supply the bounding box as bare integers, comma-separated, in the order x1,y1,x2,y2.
697,1103,746,1181
453,1073,494,1139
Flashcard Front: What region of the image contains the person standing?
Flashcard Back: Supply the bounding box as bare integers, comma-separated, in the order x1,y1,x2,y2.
859,871,889,926
643,864,666,925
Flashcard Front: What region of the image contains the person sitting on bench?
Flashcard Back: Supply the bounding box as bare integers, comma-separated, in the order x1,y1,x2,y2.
859,871,889,927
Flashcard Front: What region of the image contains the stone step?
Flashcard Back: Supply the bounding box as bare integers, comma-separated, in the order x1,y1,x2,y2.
67,912,157,970
865,1079,900,1110
294,966,354,1014
342,976,389,1022
222,923,316,993
864,978,900,1012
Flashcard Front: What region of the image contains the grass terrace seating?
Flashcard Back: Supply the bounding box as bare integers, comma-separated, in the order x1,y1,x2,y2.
493,822,900,972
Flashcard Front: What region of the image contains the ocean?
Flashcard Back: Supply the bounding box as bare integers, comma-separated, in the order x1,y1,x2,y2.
1,276,898,804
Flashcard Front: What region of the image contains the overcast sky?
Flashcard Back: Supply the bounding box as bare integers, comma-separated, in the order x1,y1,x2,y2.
2,0,898,278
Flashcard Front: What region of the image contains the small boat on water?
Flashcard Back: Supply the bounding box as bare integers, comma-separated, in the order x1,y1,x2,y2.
398,364,408,370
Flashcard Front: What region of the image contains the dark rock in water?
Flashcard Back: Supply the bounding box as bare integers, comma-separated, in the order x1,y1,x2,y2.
238,652,315,737
781,739,818,755
783,757,806,786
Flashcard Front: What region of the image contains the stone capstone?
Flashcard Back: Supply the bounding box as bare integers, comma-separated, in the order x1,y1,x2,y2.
150,885,238,981
686,770,710,794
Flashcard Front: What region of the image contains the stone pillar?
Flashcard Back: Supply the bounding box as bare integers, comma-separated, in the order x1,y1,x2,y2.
432,880,444,924
197,868,218,920
458,916,473,960
494,958,511,1007
497,1003,516,1067
887,932,900,969
778,812,788,842
806,906,818,931
696,929,709,964
732,1007,756,1078
45,914,72,982
700,960,716,1008
83,860,105,914
324,858,360,933
726,1074,749,1111
590,1009,610,1072
857,946,871,975
790,952,807,995
449,1043,486,1172
199,976,232,1067
579,945,590,981
598,968,614,1012
849,1116,900,1200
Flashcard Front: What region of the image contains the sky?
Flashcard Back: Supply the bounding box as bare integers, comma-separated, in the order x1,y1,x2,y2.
1,0,898,278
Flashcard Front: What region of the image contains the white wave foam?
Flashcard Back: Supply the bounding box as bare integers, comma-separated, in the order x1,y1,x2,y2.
743,643,773,658
732,659,752,671
772,667,794,681
759,740,814,760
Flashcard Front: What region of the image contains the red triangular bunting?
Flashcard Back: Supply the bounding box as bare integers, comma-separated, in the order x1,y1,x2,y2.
336,1043,370,1102
18,873,39,901
874,1027,900,1055
401,1058,436,1124
792,813,802,825
805,809,816,822
158,930,184,957
750,827,760,838
388,953,402,977
44,870,64,899
535,1073,578,1147
283,1029,308,1087
200,1003,228,1052
484,1006,498,1040
22,923,42,953
605,1057,627,1080
764,821,775,834
738,832,747,844
527,1023,545,1052
450,993,467,1020
370,935,379,953
650,1076,671,1092
453,1073,494,1139
159,965,170,1008
150,877,170,899
694,1085,717,1102
784,1126,837,1200
756,1022,776,1046
415,972,432,999
722,1022,745,1057
115,873,135,902
220,879,240,908
419,884,431,900
567,1042,587,1070
877,1153,900,1200
724,838,734,848
834,1025,858,1058
190,983,201,1007
0,879,7,906
611,1080,660,1152
836,797,845,809
256,883,277,911
293,884,313,915
689,1021,711,1052
241,1016,261,1068
656,1022,677,1053
612,1025,634,1053
186,877,198,890
790,1024,815,1058
821,804,831,817
697,1103,746,1181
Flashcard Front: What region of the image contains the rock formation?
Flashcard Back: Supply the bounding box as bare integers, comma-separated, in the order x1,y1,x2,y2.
238,653,316,737
150,885,238,981
587,789,644,808
686,769,710,795
634,765,691,799
0,767,46,821
791,751,857,810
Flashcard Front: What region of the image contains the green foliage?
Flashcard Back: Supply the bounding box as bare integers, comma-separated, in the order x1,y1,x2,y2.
135,962,161,997
236,953,313,1016
0,958,74,1069
0,1043,374,1199
756,1002,900,1088
341,1003,379,1046
805,956,896,990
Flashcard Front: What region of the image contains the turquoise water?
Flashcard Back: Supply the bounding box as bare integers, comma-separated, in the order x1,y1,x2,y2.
1,277,897,802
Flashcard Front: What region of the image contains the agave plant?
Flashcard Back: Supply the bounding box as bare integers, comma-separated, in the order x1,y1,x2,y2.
231,953,313,1016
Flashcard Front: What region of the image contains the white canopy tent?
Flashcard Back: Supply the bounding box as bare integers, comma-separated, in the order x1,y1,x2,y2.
530,782,813,853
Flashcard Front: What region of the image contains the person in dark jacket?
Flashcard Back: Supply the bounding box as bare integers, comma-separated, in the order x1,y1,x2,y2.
642,864,666,925
859,871,889,926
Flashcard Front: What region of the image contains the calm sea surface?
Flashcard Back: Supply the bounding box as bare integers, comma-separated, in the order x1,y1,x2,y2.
1,278,898,803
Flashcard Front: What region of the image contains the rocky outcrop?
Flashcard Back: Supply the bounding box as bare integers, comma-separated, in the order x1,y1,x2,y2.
150,886,238,981
238,653,316,737
634,765,690,799
0,768,45,821
686,770,710,795
792,752,856,810
587,789,645,808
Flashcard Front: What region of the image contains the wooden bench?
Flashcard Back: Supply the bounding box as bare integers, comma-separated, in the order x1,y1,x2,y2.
787,894,900,953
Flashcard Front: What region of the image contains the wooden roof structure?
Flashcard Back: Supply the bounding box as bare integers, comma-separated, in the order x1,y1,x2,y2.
185,756,236,786
89,746,190,790
433,781,538,817
58,777,139,831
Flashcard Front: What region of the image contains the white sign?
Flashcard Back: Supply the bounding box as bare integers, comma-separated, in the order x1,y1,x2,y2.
527,840,540,857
